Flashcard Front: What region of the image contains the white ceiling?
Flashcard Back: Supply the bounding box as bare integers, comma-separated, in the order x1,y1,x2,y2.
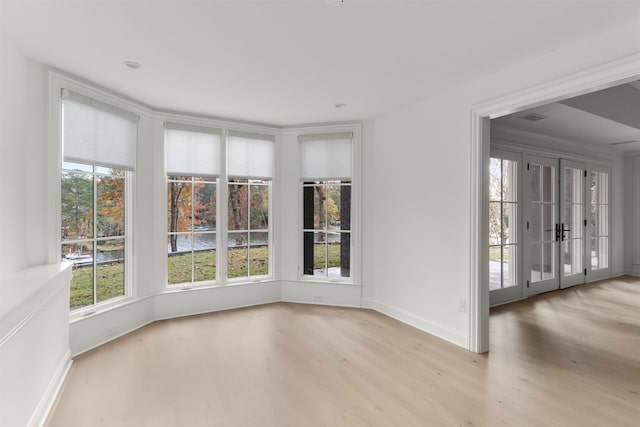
492,83,640,152
1,0,639,126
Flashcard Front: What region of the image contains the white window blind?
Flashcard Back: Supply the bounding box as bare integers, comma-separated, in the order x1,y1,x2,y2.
227,131,274,179
62,89,139,170
299,132,352,180
165,124,221,177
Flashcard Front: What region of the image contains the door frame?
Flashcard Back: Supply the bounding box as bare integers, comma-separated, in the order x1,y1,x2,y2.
469,53,640,353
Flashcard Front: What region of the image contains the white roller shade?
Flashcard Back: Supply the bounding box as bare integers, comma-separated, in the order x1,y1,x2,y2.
299,132,352,180
62,90,139,170
165,124,221,177
227,131,274,179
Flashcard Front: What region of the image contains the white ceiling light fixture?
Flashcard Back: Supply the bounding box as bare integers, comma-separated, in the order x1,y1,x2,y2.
123,61,142,70
324,0,346,6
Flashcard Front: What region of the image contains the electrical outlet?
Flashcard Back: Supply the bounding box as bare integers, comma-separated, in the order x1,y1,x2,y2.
312,295,323,302
457,298,467,313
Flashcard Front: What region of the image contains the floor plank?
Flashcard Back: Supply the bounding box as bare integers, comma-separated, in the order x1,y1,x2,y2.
46,277,640,426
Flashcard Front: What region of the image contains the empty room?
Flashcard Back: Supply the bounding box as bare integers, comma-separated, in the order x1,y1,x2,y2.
1,1,639,426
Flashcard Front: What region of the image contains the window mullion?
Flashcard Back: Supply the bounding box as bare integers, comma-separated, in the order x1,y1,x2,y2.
191,179,195,284
246,183,251,276
324,184,329,276
93,168,98,305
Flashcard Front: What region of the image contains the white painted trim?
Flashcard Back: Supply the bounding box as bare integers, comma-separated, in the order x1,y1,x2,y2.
625,266,640,276
473,53,640,119
72,319,155,358
634,156,640,265
469,114,490,353
0,263,72,347
28,350,72,427
470,53,640,354
154,299,282,323
373,301,468,349
281,280,362,307
360,299,374,309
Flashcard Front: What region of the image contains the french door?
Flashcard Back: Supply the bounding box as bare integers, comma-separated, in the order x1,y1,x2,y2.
525,156,610,297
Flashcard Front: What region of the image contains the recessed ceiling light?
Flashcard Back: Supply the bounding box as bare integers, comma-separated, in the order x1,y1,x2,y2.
334,103,346,108
123,61,142,70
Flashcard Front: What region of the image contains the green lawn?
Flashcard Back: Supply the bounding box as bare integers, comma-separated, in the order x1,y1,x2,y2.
71,244,344,309
70,261,124,310
315,242,341,269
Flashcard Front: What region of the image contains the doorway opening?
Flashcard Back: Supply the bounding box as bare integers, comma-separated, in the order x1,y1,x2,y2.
469,56,640,353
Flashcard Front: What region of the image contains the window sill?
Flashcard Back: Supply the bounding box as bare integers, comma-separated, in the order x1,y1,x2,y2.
162,278,277,294
69,294,142,324
297,276,360,286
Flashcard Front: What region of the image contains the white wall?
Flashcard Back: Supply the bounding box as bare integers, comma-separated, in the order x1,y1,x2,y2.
0,30,72,427
368,19,640,348
0,30,49,279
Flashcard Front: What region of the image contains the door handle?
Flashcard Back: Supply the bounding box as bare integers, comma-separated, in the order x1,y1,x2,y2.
545,224,561,241
561,223,570,241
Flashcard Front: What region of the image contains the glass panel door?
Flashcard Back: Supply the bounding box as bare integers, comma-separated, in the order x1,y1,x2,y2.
560,160,586,288
588,167,610,280
489,150,522,305
527,156,559,296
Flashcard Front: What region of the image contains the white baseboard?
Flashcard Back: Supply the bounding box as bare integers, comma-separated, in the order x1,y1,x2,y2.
373,301,468,349
29,349,72,427
360,299,374,309
625,266,640,276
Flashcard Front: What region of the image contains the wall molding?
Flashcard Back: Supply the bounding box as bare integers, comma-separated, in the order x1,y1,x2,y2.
0,263,72,348
28,350,72,427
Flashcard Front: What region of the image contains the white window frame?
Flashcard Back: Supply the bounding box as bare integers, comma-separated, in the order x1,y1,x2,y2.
50,73,137,319
226,178,273,283
162,124,275,289
297,126,361,285
166,174,220,287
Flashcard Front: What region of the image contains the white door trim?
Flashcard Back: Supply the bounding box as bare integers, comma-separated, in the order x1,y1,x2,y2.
469,53,640,353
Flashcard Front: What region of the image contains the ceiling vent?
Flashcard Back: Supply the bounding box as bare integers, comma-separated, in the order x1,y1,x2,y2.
517,113,549,122
609,140,639,146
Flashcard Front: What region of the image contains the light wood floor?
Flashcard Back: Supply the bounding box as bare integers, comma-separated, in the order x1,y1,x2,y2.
46,277,640,426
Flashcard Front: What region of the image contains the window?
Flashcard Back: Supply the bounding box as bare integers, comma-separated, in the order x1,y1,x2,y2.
489,156,518,291
226,132,273,280
590,169,609,271
60,90,137,310
303,181,351,277
299,133,353,279
165,128,273,285
166,125,220,286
